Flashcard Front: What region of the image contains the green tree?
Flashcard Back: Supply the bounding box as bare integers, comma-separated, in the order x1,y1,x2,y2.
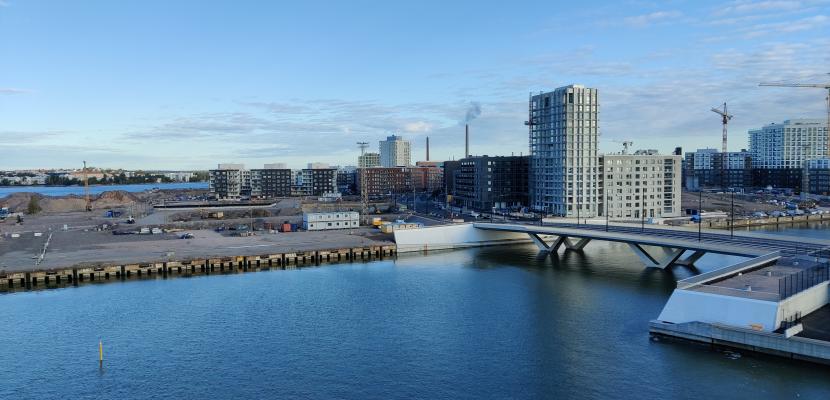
192,171,209,182
27,196,41,215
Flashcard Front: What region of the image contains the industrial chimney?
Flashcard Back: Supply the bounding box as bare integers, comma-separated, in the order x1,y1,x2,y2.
426,136,430,161
465,124,469,158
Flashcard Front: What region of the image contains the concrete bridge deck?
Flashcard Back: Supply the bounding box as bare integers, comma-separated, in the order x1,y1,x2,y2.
472,222,830,269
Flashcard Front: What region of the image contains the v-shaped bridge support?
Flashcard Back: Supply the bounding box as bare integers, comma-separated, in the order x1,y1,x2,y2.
627,244,706,269
528,233,591,254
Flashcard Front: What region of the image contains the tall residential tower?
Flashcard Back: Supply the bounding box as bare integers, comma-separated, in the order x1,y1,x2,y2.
528,85,600,217
379,135,411,167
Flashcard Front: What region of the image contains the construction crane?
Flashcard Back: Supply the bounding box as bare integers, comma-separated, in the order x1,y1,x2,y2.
356,142,369,221
760,74,830,156
612,139,634,154
711,103,733,190
711,102,732,155
83,161,92,211
356,141,369,155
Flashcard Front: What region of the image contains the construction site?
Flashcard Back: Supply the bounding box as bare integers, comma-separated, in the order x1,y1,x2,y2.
0,178,412,286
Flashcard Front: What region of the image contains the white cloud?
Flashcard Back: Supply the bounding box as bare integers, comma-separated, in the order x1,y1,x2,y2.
623,11,683,27
0,88,28,95
403,121,433,133
716,0,804,16
739,14,829,38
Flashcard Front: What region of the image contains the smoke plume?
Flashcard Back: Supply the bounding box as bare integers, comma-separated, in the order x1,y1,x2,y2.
464,101,481,123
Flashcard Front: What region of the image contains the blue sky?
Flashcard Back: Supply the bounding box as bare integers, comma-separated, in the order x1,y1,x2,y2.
1,0,828,170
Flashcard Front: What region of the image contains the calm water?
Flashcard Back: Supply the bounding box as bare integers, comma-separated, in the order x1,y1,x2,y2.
1,228,829,399
747,219,830,239
0,182,208,197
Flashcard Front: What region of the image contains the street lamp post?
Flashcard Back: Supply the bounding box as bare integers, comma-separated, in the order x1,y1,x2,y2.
605,195,610,232
641,191,645,232
730,190,735,238
698,190,703,242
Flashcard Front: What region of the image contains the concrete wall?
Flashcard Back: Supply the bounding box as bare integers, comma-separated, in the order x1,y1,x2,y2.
776,281,830,327
657,289,780,332
650,320,830,365
393,223,531,253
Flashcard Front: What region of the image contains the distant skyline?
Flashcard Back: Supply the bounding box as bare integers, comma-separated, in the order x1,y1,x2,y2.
1,0,829,169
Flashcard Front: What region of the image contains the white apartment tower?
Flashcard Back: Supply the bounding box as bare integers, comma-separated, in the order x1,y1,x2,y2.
529,85,600,217
749,119,829,169
379,135,411,167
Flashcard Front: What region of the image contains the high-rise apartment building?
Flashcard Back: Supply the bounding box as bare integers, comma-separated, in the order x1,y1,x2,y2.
358,152,381,168
379,135,411,167
528,85,600,217
749,119,829,169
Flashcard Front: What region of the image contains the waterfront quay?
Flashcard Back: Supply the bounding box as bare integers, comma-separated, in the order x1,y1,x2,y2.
0,225,396,291
0,243,396,291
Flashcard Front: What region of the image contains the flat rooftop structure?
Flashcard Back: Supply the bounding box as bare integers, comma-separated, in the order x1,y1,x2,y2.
685,256,828,301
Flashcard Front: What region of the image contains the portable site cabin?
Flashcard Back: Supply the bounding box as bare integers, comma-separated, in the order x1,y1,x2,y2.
302,211,360,231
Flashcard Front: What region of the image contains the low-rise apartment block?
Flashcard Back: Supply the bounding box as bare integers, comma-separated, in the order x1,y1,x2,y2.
600,150,681,219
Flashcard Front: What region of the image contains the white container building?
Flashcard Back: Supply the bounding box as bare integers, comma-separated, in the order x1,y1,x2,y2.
303,211,360,231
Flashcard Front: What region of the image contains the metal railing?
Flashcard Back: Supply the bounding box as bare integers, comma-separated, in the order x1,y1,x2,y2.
779,264,830,300
780,311,803,330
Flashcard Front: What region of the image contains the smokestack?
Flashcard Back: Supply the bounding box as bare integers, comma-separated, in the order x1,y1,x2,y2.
465,124,469,158
426,136,430,161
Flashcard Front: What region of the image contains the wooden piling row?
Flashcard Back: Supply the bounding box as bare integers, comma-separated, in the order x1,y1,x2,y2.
0,245,397,291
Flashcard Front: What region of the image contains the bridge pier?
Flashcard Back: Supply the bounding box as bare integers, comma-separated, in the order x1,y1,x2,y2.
563,237,591,251
674,250,706,267
627,244,703,269
528,234,591,254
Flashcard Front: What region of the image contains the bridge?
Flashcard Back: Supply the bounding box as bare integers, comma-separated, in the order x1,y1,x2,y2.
471,222,830,269
392,221,830,269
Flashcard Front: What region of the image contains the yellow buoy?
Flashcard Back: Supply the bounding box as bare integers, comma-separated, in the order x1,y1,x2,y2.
99,340,103,363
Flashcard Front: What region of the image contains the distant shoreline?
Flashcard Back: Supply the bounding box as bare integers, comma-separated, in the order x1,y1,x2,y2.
0,182,209,197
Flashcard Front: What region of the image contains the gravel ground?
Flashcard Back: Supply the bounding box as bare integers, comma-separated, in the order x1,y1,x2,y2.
0,226,393,272
1,208,395,272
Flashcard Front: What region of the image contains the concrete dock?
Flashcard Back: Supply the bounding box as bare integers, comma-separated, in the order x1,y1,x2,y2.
0,244,396,291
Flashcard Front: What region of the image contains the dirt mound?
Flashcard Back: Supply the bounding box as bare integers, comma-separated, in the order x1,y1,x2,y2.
0,192,42,212
0,190,139,214
93,191,139,209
